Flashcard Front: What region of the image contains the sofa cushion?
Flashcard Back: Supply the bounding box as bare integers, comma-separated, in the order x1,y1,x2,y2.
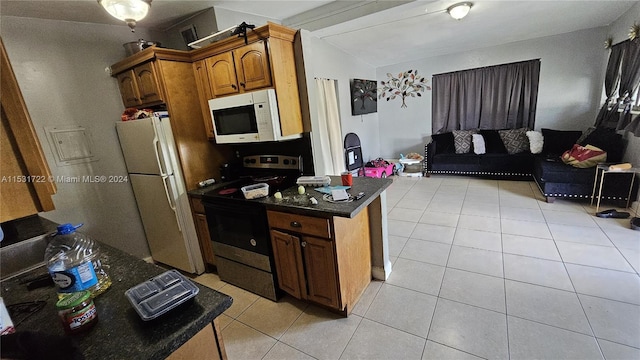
534,157,594,184
431,132,455,155
453,130,476,154
499,128,530,154
541,129,582,156
479,130,508,153
579,127,624,163
479,153,534,174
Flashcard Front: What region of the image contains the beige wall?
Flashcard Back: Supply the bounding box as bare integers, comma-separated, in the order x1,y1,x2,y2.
1,16,152,258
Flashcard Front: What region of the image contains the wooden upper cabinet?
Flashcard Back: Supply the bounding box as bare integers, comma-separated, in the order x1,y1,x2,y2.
234,41,272,92
192,60,215,139
205,41,271,97
206,52,239,97
116,62,163,108
116,70,140,108
135,62,163,105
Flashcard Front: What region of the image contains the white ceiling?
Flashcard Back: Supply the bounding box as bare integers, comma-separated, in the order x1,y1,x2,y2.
1,0,637,67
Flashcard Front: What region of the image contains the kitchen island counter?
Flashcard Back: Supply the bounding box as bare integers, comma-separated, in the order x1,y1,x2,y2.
0,243,232,360
260,176,392,218
189,176,392,218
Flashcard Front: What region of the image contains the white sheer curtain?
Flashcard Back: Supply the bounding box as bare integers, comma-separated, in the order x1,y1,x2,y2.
315,78,344,175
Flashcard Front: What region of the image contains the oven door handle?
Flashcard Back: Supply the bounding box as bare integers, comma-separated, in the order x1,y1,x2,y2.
161,175,182,232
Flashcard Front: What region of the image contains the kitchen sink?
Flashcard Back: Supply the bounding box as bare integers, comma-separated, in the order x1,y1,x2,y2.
0,233,49,280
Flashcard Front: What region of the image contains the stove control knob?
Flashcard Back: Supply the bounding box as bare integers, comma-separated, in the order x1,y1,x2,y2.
250,239,257,247
291,159,297,165
283,159,290,165
244,158,251,164
250,159,256,164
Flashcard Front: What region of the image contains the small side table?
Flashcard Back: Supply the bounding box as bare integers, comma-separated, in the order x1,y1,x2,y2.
591,164,640,212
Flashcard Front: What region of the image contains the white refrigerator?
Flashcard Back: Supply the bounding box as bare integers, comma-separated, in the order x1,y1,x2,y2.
116,115,205,274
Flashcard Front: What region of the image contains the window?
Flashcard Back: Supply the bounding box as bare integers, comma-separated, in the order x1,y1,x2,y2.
432,59,541,133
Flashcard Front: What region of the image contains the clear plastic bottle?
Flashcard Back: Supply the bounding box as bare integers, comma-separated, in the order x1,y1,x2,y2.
45,223,112,298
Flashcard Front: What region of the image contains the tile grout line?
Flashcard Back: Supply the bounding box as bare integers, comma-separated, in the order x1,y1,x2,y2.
421,178,470,360
498,180,512,360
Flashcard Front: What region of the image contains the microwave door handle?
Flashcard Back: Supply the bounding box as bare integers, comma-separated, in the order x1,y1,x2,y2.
161,175,181,232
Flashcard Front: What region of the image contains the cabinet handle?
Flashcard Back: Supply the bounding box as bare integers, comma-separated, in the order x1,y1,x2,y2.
290,221,301,228
240,82,245,87
140,96,145,100
231,84,237,89
301,241,307,248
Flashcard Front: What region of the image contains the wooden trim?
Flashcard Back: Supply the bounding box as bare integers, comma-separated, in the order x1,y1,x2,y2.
110,46,191,75
0,37,56,215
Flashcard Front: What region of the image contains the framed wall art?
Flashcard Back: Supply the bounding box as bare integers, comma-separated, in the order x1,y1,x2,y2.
350,79,377,115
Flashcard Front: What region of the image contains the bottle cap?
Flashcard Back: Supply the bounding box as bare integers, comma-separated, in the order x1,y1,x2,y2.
56,290,92,309
55,223,83,235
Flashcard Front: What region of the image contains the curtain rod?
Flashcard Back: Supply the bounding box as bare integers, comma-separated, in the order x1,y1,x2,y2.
433,58,541,77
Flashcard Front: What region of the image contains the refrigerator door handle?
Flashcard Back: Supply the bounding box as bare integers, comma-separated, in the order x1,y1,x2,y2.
161,175,182,232
153,136,169,177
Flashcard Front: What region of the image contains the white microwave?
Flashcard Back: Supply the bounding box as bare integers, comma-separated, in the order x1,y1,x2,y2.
208,89,300,144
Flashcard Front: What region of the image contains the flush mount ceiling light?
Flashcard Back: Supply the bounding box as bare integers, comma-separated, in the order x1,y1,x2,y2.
447,2,472,20
98,0,152,31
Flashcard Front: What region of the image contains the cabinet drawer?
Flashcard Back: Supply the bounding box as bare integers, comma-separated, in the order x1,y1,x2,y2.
267,210,331,239
190,197,205,214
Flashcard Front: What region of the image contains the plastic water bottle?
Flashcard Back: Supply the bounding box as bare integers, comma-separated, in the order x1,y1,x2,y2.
45,223,111,298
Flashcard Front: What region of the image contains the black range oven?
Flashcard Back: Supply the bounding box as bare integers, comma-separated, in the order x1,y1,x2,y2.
202,155,301,301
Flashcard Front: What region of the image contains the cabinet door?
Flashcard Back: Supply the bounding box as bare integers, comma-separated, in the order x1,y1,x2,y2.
193,60,215,139
134,62,163,105
116,70,141,107
302,236,340,309
206,52,239,97
234,41,272,91
194,213,216,266
270,230,305,299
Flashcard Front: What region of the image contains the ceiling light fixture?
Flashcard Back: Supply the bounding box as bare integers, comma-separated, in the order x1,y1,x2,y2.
98,0,152,32
447,2,472,20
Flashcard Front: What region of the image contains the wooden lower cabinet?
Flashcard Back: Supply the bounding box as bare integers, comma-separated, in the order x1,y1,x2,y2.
190,196,215,267
167,319,227,360
267,208,371,315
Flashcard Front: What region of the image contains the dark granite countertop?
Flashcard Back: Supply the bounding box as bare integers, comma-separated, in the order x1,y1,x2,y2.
0,243,232,360
189,176,392,219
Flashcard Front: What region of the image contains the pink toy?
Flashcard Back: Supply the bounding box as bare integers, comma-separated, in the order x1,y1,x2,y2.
361,158,396,178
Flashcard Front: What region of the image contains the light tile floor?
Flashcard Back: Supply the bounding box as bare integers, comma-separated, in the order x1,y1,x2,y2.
195,176,640,360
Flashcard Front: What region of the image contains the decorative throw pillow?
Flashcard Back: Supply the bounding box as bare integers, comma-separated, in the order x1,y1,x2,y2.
561,144,607,168
498,128,530,154
479,130,508,153
541,128,582,155
579,127,623,163
430,132,455,155
576,127,596,145
526,130,544,154
472,134,486,154
452,130,476,154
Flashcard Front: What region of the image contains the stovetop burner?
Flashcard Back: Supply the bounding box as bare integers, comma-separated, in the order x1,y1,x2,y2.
204,154,303,202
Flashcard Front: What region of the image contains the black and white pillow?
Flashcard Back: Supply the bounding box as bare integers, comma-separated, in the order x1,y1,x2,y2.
498,128,530,154
453,130,476,154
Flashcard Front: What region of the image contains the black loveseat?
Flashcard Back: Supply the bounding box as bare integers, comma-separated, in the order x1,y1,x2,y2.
424,127,637,205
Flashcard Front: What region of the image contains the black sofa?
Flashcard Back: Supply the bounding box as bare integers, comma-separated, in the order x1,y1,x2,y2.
424,129,534,179
424,127,637,205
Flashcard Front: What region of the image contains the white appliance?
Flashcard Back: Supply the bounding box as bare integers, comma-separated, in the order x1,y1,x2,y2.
116,115,205,274
208,88,301,144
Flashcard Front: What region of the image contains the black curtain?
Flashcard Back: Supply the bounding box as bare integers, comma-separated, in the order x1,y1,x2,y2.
617,39,640,135
432,59,540,133
594,42,625,127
